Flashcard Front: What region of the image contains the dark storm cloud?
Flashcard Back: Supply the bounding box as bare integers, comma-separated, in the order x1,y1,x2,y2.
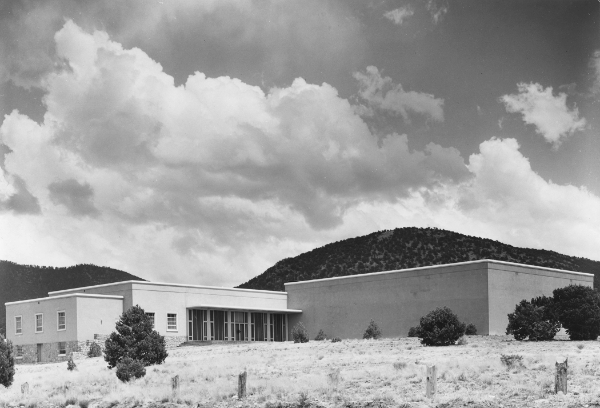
48,178,99,217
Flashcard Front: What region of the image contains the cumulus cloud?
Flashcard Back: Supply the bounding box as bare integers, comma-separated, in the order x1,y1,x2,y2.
0,21,465,285
0,21,597,288
384,6,414,25
353,66,444,123
501,83,586,148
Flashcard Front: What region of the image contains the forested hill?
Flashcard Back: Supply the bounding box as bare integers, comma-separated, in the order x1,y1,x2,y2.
237,227,600,291
0,261,144,335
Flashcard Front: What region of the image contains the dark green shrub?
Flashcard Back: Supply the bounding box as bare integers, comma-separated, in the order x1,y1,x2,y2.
407,326,421,337
104,305,168,369
331,337,341,343
363,320,381,340
87,342,102,358
314,329,326,341
67,356,77,371
291,322,309,343
553,285,600,340
465,323,477,335
0,334,15,387
115,357,146,382
417,307,466,346
506,296,559,341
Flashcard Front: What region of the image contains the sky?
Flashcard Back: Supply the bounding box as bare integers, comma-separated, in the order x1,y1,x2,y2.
0,0,598,287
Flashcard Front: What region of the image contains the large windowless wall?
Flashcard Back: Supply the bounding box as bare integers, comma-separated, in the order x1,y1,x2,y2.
285,260,594,339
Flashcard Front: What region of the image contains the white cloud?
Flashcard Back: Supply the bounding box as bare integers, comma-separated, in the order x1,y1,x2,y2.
384,6,414,25
0,22,598,289
501,83,586,148
353,66,444,123
0,21,465,286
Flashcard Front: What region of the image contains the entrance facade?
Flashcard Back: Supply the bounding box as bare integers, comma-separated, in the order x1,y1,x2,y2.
187,309,288,342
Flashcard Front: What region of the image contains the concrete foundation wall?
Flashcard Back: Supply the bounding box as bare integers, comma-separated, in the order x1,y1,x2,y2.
286,262,489,339
487,263,594,335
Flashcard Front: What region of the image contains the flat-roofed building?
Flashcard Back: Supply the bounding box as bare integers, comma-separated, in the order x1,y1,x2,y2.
6,281,301,364
5,260,593,364
285,260,593,338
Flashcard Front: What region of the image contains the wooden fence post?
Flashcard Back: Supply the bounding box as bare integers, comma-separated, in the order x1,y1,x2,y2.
171,375,180,399
555,357,568,394
21,382,29,395
426,365,437,398
238,370,247,399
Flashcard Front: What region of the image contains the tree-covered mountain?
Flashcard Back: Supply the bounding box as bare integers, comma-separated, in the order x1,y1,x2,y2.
0,261,144,335
237,227,600,291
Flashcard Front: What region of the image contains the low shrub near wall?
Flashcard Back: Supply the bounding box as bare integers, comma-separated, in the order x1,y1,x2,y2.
417,307,466,346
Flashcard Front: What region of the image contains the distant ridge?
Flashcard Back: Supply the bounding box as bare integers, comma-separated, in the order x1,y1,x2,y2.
237,227,600,291
0,261,144,335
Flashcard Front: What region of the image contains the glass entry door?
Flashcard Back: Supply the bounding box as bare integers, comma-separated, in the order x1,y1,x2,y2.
233,312,248,341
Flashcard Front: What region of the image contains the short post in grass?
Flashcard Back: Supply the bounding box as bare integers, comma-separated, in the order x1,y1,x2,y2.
171,375,180,400
238,370,247,399
555,357,568,394
426,365,437,398
21,382,29,395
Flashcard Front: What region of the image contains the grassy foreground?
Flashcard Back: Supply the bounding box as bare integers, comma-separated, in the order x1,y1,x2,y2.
2,336,600,408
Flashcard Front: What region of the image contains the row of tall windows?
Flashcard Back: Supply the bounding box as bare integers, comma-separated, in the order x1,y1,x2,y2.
14,311,66,335
187,310,287,342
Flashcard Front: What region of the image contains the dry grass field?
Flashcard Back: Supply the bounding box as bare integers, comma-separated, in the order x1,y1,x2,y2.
2,335,600,408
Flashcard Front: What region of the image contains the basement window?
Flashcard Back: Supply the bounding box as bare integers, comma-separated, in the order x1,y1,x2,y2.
16,346,23,359
58,342,66,356
167,313,177,331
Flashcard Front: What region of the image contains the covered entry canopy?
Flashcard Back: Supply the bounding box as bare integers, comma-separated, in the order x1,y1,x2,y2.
188,304,302,313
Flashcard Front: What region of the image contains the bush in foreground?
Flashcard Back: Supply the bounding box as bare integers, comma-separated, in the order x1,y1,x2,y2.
506,296,559,341
417,307,466,346
116,357,146,382
292,322,309,343
465,323,477,335
331,337,341,343
87,342,102,358
67,356,77,371
553,285,600,340
407,326,421,337
0,334,15,388
314,329,326,341
363,320,381,340
104,305,168,369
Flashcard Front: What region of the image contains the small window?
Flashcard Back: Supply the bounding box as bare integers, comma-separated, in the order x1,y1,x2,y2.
58,342,66,356
167,313,177,331
35,314,43,333
15,316,22,335
145,312,155,328
57,311,66,331
16,345,23,358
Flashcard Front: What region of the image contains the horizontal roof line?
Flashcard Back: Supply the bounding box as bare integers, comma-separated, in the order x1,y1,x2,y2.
48,281,287,296
5,293,124,306
284,259,593,286
187,305,302,313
